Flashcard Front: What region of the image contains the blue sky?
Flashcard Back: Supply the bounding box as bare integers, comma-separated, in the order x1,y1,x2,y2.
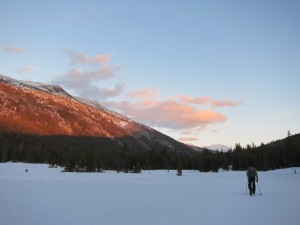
1,0,300,148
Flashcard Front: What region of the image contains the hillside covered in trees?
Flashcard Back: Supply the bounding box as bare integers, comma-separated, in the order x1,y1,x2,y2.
1,132,299,173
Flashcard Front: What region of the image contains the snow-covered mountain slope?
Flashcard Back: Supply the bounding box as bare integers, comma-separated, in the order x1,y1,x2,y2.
0,74,140,125
204,144,231,152
0,74,73,98
0,74,195,154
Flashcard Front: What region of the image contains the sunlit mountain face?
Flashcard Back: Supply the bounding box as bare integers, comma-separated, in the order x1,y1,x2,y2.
0,74,195,155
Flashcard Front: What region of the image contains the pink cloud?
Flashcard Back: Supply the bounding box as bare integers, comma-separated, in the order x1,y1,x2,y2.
18,65,34,74
180,130,195,135
91,54,112,64
64,67,115,80
178,137,199,142
178,95,242,107
63,49,111,65
2,44,25,53
136,100,160,108
128,88,160,99
108,100,227,130
56,48,238,132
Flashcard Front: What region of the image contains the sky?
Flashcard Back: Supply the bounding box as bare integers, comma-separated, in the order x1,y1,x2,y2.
1,0,300,148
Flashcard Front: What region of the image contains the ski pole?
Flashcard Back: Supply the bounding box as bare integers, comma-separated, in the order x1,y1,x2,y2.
256,181,262,195
245,181,248,195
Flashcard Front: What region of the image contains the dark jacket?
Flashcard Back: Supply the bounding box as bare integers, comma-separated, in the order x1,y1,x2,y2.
247,167,258,180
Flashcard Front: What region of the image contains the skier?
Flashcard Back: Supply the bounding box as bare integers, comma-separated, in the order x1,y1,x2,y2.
247,166,258,196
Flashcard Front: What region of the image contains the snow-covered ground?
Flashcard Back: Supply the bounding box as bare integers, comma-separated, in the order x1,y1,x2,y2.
0,163,299,225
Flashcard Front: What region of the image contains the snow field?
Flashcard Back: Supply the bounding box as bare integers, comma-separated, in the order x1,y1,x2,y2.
0,163,299,225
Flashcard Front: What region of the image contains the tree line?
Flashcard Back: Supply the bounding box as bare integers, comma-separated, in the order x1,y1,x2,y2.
0,132,299,173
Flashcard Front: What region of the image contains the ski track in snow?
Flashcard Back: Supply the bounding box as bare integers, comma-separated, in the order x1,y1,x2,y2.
0,163,300,225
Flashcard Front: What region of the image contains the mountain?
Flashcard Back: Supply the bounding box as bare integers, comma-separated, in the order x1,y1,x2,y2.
0,74,195,155
204,144,231,152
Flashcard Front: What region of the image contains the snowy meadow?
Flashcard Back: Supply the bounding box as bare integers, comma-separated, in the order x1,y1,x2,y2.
0,163,299,225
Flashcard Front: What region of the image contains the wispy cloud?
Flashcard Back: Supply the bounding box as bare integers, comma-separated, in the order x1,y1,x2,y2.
2,44,25,53
127,88,160,99
53,68,123,100
104,87,243,134
178,137,199,142
91,84,125,99
91,54,112,64
108,99,227,130
178,95,242,107
177,137,199,144
63,49,111,65
63,49,89,65
18,65,34,74
54,49,240,136
53,49,123,100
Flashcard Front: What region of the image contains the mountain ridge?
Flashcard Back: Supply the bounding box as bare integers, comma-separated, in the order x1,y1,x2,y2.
204,144,231,152
0,74,195,155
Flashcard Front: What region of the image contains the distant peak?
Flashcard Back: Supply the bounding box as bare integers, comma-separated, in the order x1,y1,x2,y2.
204,144,231,152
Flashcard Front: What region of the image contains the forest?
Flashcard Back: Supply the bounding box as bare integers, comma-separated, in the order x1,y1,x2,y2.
0,132,299,173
